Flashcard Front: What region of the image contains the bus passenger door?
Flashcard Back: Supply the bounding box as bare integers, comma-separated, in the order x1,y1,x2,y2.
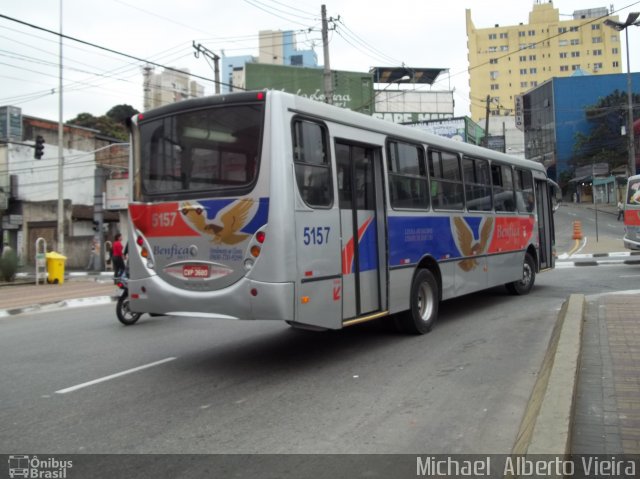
336,141,387,321
535,179,554,270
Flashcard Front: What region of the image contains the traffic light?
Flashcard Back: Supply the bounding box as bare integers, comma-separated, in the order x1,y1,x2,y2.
34,135,45,159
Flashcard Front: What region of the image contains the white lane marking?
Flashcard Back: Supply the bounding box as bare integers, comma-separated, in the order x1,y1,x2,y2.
554,262,574,269
55,357,176,394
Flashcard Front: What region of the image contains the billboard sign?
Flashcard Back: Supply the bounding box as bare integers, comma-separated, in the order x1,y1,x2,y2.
514,95,524,131
407,118,466,140
245,63,374,113
105,179,128,210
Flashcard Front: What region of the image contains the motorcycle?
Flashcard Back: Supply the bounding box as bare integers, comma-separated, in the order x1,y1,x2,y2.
115,275,142,325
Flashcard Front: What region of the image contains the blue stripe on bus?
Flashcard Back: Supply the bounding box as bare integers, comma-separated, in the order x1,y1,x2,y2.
388,216,482,265
356,218,379,273
242,197,270,233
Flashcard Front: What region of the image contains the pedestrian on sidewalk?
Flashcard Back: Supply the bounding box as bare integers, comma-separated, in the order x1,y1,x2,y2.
86,238,98,270
112,233,126,278
617,200,624,221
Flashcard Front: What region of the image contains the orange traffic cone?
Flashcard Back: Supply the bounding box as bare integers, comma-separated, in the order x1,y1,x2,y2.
572,221,583,240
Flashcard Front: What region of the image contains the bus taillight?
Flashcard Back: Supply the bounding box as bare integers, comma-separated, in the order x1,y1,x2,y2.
250,245,261,257
256,231,266,243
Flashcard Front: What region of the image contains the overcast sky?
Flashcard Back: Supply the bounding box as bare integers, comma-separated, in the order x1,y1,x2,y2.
1,0,639,122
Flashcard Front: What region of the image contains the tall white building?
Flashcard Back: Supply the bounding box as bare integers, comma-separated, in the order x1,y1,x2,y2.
142,65,205,111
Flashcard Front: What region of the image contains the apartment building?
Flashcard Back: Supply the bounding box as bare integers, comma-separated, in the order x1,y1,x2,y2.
142,66,205,111
466,2,623,122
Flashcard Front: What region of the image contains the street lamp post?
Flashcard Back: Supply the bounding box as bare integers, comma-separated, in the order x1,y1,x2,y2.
605,13,639,178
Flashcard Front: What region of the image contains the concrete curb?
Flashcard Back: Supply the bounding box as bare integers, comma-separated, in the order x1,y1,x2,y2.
512,294,585,455
555,252,640,268
0,295,116,318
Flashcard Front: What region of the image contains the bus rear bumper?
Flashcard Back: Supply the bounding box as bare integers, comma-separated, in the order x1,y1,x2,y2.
129,275,294,322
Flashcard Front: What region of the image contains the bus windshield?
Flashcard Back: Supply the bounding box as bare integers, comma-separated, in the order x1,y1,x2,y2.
627,177,640,206
137,103,264,200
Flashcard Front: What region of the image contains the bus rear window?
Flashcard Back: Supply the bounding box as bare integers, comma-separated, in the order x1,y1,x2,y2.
138,103,263,199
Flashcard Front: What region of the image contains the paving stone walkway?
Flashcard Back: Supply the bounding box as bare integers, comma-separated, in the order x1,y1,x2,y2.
571,294,640,454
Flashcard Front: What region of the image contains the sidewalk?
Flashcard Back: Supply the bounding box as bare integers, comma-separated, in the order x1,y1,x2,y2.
572,292,640,454
569,196,640,453
0,273,115,316
520,202,640,455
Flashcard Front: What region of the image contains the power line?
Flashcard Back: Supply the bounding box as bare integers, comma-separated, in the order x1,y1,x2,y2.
0,50,202,108
0,23,197,100
245,0,316,21
334,18,404,67
242,0,316,26
0,13,239,90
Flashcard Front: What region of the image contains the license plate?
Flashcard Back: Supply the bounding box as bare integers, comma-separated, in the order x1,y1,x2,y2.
182,264,210,278
117,288,126,296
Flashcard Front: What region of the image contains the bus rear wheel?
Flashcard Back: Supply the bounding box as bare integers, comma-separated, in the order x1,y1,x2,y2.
395,268,439,335
506,252,535,295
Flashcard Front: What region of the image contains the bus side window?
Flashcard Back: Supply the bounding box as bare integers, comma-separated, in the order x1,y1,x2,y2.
293,119,332,208
492,164,516,212
387,140,429,210
429,149,463,211
463,156,492,211
515,168,534,213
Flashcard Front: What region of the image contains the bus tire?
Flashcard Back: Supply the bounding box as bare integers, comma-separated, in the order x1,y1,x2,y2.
506,252,536,295
395,268,439,335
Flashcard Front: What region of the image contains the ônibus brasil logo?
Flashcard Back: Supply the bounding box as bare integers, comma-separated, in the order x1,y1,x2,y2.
8,455,73,478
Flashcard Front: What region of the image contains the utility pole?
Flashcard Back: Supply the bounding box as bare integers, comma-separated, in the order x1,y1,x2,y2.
193,42,221,94
624,25,636,177
57,0,65,254
321,5,333,104
93,166,105,271
483,95,491,147
142,63,154,110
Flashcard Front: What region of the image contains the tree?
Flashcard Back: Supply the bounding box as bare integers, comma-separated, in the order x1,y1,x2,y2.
68,112,99,129
68,104,139,141
572,89,640,171
106,104,138,124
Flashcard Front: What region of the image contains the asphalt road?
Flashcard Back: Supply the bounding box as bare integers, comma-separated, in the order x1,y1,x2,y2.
0,295,552,454
2,203,639,479
555,202,625,253
3,260,639,457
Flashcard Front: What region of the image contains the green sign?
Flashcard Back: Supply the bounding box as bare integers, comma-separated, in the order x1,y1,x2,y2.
245,63,374,114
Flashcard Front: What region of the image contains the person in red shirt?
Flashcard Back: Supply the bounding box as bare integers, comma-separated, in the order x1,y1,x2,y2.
112,233,126,278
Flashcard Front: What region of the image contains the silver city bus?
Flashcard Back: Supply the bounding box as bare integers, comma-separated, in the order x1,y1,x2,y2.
125,90,556,334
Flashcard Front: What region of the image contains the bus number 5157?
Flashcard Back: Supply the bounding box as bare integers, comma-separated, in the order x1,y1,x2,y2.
303,226,330,245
